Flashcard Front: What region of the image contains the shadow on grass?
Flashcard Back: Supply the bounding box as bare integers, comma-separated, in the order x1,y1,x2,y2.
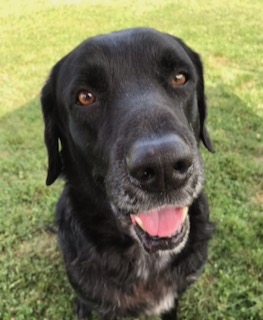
183,83,263,319
204,83,262,209
0,83,262,319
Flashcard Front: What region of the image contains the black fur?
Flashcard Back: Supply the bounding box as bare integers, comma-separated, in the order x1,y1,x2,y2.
41,28,214,320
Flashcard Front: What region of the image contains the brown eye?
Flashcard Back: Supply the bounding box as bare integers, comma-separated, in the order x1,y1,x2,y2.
171,73,187,87
77,91,96,106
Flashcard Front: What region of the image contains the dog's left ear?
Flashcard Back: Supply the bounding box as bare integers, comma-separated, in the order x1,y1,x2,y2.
173,37,215,153
189,50,215,153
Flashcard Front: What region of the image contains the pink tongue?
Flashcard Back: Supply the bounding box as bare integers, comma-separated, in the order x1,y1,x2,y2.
131,207,184,238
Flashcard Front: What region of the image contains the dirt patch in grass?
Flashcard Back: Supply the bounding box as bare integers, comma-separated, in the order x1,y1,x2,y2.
253,192,263,205
16,231,59,260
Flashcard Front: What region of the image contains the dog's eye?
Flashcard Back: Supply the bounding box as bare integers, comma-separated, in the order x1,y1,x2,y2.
171,73,187,87
77,91,96,106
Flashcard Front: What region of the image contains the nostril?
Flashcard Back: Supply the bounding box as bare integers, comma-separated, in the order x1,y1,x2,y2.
129,166,156,186
174,161,186,172
140,167,155,182
173,158,193,174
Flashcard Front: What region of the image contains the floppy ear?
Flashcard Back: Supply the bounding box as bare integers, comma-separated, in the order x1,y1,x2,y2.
174,37,215,152
190,51,215,152
41,63,63,185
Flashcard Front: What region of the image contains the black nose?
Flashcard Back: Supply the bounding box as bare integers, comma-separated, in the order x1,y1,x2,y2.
126,135,193,192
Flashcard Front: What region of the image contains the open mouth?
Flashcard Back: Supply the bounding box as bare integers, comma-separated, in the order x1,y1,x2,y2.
130,206,190,253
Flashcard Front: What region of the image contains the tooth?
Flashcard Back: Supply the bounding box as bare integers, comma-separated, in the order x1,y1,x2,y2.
182,207,189,220
134,216,145,231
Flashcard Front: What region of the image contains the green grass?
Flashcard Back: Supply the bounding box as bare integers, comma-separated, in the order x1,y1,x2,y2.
0,1,262,319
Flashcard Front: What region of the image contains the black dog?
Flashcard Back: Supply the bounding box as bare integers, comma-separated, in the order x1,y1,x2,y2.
41,28,214,320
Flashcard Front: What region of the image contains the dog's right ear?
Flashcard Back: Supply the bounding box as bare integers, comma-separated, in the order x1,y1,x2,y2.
41,61,63,186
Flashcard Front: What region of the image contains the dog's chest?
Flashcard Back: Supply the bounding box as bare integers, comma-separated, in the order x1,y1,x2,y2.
107,254,177,316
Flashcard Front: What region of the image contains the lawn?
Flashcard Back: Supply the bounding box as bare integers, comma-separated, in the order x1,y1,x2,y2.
0,1,262,319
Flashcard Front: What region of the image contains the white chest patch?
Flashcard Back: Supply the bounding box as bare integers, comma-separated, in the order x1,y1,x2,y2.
134,252,177,316
147,290,175,316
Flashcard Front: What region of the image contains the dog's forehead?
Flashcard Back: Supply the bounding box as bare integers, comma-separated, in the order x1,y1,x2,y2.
69,28,193,68
89,28,180,49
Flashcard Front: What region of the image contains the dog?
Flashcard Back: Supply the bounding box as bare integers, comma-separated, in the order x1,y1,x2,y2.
41,28,214,320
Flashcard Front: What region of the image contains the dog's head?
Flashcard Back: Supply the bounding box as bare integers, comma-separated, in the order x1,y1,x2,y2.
41,28,214,253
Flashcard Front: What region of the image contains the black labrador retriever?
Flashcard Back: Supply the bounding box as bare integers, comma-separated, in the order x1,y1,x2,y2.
41,28,214,320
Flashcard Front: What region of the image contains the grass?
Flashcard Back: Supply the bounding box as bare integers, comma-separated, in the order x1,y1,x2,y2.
0,1,262,319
